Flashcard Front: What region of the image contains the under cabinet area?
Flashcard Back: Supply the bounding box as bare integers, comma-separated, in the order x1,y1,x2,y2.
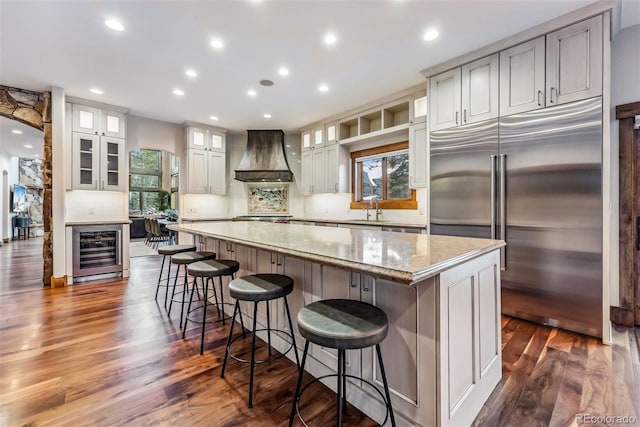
185,126,226,195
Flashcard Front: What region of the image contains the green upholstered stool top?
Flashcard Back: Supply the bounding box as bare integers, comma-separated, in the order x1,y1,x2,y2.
228,274,294,302
157,244,197,256
297,299,389,350
171,251,216,265
187,259,240,277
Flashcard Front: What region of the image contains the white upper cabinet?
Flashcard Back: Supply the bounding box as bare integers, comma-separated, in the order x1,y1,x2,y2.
72,104,125,138
429,68,461,131
411,95,428,124
301,130,312,152
430,54,498,131
325,121,338,145
72,133,125,191
313,126,324,149
461,53,499,124
409,123,428,188
500,36,546,115
185,126,226,195
187,127,225,152
546,15,602,106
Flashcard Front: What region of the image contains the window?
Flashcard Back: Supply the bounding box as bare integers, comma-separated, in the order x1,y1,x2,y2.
129,149,167,212
350,141,417,209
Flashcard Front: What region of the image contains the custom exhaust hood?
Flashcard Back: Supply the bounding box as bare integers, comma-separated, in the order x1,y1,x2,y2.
234,129,294,182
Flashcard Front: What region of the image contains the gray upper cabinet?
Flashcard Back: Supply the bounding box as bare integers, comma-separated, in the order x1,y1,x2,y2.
430,54,498,131
500,36,546,116
546,15,602,106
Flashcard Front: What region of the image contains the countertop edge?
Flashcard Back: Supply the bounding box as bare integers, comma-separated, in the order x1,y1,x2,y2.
66,220,132,225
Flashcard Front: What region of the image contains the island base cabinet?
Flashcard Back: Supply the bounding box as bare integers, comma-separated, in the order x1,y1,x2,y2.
437,250,502,427
201,235,502,427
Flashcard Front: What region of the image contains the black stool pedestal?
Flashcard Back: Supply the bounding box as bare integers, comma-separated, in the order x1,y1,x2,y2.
220,273,300,409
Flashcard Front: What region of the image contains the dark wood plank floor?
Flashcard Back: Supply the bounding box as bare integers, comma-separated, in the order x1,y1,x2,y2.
1,239,639,426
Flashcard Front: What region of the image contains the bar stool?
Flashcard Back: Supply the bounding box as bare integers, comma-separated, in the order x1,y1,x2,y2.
220,273,300,408
168,251,216,328
155,244,197,307
289,299,396,427
182,259,242,355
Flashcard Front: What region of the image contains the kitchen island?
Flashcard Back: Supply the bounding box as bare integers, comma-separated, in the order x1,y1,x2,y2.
168,221,505,426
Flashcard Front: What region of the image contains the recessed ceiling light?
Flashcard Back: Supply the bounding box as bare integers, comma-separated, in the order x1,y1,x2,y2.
423,29,439,41
247,89,257,97
34,154,39,158
264,113,272,119
210,116,219,121
90,88,103,95
104,19,124,32
278,67,290,76
11,130,23,135
324,32,337,45
24,144,32,148
173,89,185,96
185,69,197,78
318,84,329,92
210,38,224,49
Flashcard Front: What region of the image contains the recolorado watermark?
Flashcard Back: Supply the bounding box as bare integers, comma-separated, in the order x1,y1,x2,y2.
576,413,637,424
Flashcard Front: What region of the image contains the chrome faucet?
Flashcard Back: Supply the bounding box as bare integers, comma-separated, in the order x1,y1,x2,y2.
368,196,382,221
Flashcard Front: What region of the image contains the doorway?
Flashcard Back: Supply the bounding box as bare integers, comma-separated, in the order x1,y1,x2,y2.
616,101,640,326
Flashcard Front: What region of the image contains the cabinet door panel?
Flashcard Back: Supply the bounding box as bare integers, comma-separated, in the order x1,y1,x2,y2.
409,123,427,188
187,149,208,194
300,151,313,195
500,37,545,115
546,15,602,105
429,68,461,131
208,151,226,195
72,105,99,134
72,133,100,190
311,148,326,193
102,111,126,138
373,278,419,404
325,144,348,193
101,137,125,191
462,54,498,124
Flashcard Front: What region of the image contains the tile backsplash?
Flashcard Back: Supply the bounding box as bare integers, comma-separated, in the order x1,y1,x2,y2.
247,184,289,214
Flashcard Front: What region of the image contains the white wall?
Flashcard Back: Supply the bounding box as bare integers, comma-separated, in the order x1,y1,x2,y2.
65,190,128,222
610,23,640,307
0,150,11,242
127,115,183,155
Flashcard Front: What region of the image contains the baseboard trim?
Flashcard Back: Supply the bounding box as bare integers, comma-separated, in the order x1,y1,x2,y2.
50,275,67,288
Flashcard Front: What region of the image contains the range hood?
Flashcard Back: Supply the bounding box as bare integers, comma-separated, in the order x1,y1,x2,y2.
235,129,294,182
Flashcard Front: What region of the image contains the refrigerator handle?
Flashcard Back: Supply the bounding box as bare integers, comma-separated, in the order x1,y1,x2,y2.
490,155,496,239
500,154,507,270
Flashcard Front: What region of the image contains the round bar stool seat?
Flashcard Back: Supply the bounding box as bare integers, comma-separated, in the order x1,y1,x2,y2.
154,244,196,308
158,244,197,256
183,259,242,355
221,273,300,409
228,273,294,301
297,299,388,349
289,299,396,427
168,251,216,328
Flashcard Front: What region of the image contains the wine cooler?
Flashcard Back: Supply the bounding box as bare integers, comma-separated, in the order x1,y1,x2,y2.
73,225,123,279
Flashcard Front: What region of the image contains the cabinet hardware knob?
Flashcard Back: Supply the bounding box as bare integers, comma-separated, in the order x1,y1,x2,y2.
463,109,467,123
537,90,543,107
455,111,459,125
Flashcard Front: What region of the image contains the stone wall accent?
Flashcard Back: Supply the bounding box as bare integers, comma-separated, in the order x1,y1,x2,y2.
1,85,52,285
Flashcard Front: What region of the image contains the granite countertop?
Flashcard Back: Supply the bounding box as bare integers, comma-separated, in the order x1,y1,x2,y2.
168,221,504,285
66,219,132,226
291,218,427,228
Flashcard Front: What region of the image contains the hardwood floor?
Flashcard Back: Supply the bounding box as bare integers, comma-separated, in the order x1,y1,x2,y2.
0,246,638,426
0,237,44,294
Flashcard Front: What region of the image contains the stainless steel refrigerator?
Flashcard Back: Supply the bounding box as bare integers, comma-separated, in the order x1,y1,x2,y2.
430,97,602,337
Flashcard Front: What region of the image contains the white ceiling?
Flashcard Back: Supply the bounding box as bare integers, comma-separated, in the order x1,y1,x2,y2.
1,0,637,141
0,116,44,159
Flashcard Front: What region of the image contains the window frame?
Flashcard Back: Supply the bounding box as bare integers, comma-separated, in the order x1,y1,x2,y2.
350,141,417,210
128,149,163,212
